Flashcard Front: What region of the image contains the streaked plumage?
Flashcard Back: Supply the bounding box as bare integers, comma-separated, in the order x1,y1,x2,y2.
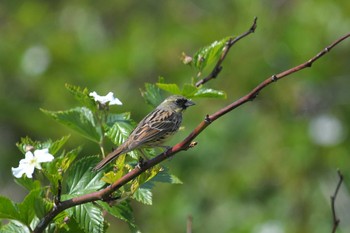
93,95,195,171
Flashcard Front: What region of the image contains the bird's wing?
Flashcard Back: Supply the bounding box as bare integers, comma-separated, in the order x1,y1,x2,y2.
128,109,181,148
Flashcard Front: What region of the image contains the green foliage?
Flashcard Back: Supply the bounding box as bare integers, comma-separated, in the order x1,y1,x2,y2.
63,156,105,196
0,220,30,233
65,84,97,111
0,196,20,220
72,203,104,233
188,36,231,74
0,28,276,233
140,82,164,107
41,107,102,143
98,201,138,231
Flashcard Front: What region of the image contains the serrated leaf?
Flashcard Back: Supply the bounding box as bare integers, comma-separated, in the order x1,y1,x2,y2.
151,167,183,184
156,83,182,95
132,188,152,205
17,189,41,225
56,147,81,173
193,88,227,98
64,156,105,196
140,83,164,107
53,210,70,230
34,196,53,219
0,196,20,220
0,220,30,233
72,203,104,233
106,121,134,145
65,84,97,111
41,107,101,143
105,112,131,128
192,36,231,72
98,201,136,227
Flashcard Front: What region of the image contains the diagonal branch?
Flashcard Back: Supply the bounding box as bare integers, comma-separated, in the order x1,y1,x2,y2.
195,17,258,87
34,32,350,233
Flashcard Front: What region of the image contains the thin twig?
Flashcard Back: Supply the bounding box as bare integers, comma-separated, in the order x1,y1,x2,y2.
331,169,344,233
195,17,258,87
33,32,350,233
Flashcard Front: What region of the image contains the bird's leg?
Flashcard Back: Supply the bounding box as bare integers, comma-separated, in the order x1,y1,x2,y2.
136,149,148,169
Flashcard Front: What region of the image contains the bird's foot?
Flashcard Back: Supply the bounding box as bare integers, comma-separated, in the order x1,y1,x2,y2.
136,157,146,169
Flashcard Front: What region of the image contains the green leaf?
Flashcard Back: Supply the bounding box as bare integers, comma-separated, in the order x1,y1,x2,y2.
151,167,183,184
181,83,198,97
140,83,164,107
132,187,152,205
52,211,70,230
17,189,41,225
156,83,182,95
64,156,105,196
193,87,227,98
14,177,41,191
61,217,86,233
72,203,104,233
43,146,81,195
0,196,20,220
98,200,137,227
41,107,101,143
101,154,127,184
49,135,70,155
192,36,231,72
16,137,44,154
106,121,134,146
0,220,30,233
34,196,53,219
65,84,97,111
105,112,131,128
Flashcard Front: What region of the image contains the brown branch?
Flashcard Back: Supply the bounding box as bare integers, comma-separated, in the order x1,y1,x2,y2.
34,32,350,233
331,170,344,233
195,17,258,87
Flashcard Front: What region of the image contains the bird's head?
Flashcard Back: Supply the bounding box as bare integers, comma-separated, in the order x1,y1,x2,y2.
159,95,195,112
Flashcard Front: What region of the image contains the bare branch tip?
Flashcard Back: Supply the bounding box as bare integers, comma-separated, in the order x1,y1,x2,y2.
336,169,343,180
251,17,258,32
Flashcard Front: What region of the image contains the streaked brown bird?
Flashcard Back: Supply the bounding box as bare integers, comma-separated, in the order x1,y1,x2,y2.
93,95,195,171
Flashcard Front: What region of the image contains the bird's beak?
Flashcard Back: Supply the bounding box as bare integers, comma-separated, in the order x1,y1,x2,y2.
185,99,195,108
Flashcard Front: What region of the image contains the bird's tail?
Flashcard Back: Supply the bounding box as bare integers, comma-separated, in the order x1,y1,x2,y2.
93,146,126,171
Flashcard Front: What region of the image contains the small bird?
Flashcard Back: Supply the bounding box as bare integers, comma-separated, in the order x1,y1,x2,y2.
93,95,195,171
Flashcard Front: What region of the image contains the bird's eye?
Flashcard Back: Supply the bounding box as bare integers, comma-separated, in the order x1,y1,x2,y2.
176,98,185,105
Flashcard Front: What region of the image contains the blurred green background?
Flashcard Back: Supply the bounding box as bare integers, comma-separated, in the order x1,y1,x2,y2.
1,0,350,232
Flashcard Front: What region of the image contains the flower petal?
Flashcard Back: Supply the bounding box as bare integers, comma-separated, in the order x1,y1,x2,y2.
89,91,122,105
12,162,35,178
34,148,54,163
12,165,26,178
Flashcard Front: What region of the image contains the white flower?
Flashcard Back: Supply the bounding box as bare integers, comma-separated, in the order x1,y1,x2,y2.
89,91,122,105
12,148,54,178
